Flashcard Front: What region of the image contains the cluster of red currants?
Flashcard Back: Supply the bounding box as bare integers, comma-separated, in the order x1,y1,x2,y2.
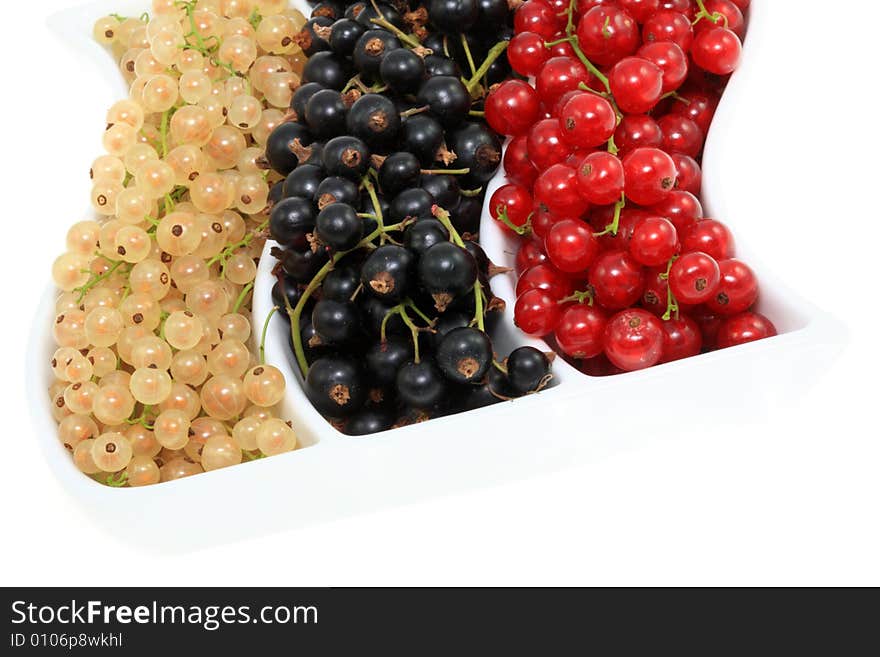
484,0,776,373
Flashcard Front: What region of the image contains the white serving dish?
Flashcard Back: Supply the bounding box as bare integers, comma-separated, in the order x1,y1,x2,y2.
29,0,845,551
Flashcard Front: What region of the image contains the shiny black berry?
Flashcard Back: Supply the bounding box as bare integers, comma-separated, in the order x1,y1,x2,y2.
448,122,503,187
312,299,361,345
365,339,413,386
314,175,359,210
344,408,395,435
420,174,460,211
302,51,352,90
361,244,414,302
322,135,370,180
417,242,478,311
328,18,366,56
283,164,324,201
353,29,401,77
396,360,446,409
322,266,361,302
416,76,471,127
265,122,312,175
436,326,493,384
305,356,367,418
290,82,324,120
389,188,435,223
297,17,333,56
346,94,401,152
380,48,426,95
316,203,364,251
270,197,316,247
428,0,479,34
403,217,449,257
401,115,445,166
304,89,348,139
378,152,421,197
423,55,461,78
279,246,329,284
506,346,552,395
450,195,483,235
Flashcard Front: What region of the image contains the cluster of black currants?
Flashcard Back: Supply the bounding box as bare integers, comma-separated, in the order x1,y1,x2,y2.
263,0,553,435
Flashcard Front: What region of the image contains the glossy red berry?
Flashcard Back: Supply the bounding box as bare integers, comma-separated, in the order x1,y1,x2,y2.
503,135,538,188
527,118,571,171
636,41,688,93
669,91,718,134
576,151,625,205
618,0,661,23
515,239,548,274
516,263,573,300
705,258,758,315
593,207,647,251
545,219,600,273
642,10,693,52
716,312,777,349
640,267,670,316
622,147,677,205
670,153,702,195
530,202,559,240
535,57,590,108
508,31,550,77
577,6,641,66
559,92,617,148
514,1,565,40
690,304,724,350
603,308,664,371
692,26,743,75
660,315,703,362
485,79,540,136
657,114,704,157
650,189,703,233
660,0,696,16
514,288,562,336
534,164,589,217
489,183,533,235
609,57,664,114
614,114,662,155
668,251,721,305
589,250,644,309
682,219,735,260
697,0,745,39
555,303,608,359
629,216,678,266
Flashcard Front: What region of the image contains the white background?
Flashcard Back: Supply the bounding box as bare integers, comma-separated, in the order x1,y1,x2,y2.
1,0,878,586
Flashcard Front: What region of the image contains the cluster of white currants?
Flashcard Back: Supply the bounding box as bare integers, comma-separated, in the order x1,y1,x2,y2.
49,0,308,487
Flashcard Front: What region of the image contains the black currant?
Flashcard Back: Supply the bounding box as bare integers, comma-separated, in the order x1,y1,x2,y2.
289,81,324,120
264,122,312,176
436,326,493,384
316,203,364,252
417,241,478,311
279,246,329,284
304,88,348,139
448,122,503,187
475,0,509,26
423,54,461,78
360,244,414,302
353,29,401,78
450,195,483,235
269,196,316,247
416,75,471,127
380,48,426,95
389,188,435,223
296,17,334,56
361,297,408,337
267,180,285,209
271,276,304,316
311,1,344,21
401,115,445,166
378,152,421,197
283,164,324,201
328,18,366,56
346,93,401,152
322,266,362,302
396,360,446,410
322,135,371,180
305,356,367,418
344,408,395,435
457,382,503,410
403,217,449,257
429,311,471,349
315,175,360,210
294,317,330,365
302,51,352,90
312,299,361,345
350,2,405,29
365,339,413,386
506,347,552,395
420,174,460,212
428,0,479,34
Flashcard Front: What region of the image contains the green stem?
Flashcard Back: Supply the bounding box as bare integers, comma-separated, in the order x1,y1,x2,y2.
232,281,254,313
160,108,170,158
421,168,470,175
406,299,436,326
464,40,509,94
369,16,421,49
432,206,486,331
557,289,594,305
362,178,386,243
461,34,477,77
73,259,127,303
592,193,626,237
492,205,532,236
398,306,422,363
259,306,279,365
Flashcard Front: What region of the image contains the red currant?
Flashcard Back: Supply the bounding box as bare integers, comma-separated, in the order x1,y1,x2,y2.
727,0,750,11
660,315,703,362
690,304,724,350
692,26,742,76
593,207,647,251
485,79,541,136
642,10,694,52
716,312,777,349
636,40,688,93
489,183,533,235
545,218,600,273
629,215,678,266
516,263,574,300
618,0,661,23
559,92,617,148
696,0,745,39
650,189,703,233
609,57,664,114
576,151,625,205
514,1,565,40
670,153,702,195
515,239,548,273
577,6,641,66
555,303,609,359
514,288,562,336
534,164,589,217
660,0,695,16
603,308,664,371
657,114,704,157
668,251,721,305
535,57,590,109
527,118,571,171
530,201,559,239
503,135,538,188
640,267,670,316
614,114,663,155
622,147,677,206
508,31,550,77
669,91,718,134
704,258,758,315
589,250,644,309
682,219,735,260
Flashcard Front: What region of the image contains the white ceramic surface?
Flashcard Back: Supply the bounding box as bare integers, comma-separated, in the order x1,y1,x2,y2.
29,0,846,552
